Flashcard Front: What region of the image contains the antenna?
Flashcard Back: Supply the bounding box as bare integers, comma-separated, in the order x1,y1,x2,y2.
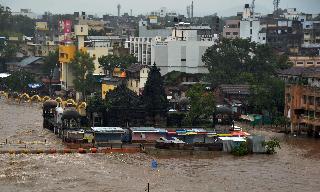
273,0,280,13
251,0,255,15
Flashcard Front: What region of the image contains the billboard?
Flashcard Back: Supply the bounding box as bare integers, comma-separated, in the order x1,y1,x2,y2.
59,20,72,34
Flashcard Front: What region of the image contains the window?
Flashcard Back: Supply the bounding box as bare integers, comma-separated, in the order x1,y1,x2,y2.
233,32,238,35
286,94,291,102
317,62,320,65
226,32,231,35
297,62,304,65
302,95,306,104
263,37,266,40
316,97,320,106
250,21,252,27
81,27,83,32
181,59,186,61
308,96,315,105
307,62,314,65
250,29,252,35
136,81,138,87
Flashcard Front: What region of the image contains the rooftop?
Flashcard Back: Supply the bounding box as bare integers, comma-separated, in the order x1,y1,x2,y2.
126,64,149,73
219,84,251,95
91,127,125,133
278,66,320,78
18,56,43,67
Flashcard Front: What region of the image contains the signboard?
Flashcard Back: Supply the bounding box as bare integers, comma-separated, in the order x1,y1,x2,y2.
149,16,158,24
64,20,72,34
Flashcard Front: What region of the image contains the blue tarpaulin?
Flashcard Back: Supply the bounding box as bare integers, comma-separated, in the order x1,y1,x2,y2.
28,83,43,89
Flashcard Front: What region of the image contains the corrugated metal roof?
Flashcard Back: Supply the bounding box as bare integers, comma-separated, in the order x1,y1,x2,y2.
278,66,320,78
127,64,149,73
219,84,250,95
18,56,43,67
130,127,158,132
92,127,124,133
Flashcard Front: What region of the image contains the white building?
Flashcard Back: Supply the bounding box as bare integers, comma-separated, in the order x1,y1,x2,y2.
239,4,266,44
138,21,172,38
128,37,153,65
129,22,217,76
12,9,38,19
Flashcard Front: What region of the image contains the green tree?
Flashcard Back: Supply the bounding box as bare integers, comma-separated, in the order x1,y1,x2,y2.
4,70,35,92
0,38,18,72
0,4,34,36
186,83,215,125
142,63,168,125
43,49,59,75
69,51,95,99
249,77,285,115
98,54,137,75
98,55,120,75
120,54,137,69
202,38,291,117
202,38,289,85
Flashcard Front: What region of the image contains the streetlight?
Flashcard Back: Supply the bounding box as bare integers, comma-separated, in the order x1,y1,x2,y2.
49,68,53,96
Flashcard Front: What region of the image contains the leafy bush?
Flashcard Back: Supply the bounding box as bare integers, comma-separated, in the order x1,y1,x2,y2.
262,137,281,154
231,142,249,156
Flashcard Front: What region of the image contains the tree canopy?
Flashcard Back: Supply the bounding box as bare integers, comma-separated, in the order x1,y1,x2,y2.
69,51,95,99
43,50,59,75
202,38,290,86
142,64,168,125
2,70,35,92
0,4,34,37
202,38,291,115
98,54,137,75
186,83,215,125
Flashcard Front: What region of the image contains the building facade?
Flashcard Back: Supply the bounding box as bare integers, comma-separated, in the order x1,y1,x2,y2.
126,64,150,95
289,56,320,67
279,67,320,137
223,20,240,39
129,22,216,76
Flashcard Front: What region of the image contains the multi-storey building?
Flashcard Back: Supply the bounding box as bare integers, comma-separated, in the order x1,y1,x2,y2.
289,56,320,67
126,64,150,95
264,19,303,54
128,37,153,66
279,67,320,137
302,21,320,48
223,20,240,39
239,4,266,44
129,22,216,75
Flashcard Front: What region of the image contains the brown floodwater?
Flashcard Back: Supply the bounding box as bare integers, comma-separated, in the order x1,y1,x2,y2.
0,98,320,192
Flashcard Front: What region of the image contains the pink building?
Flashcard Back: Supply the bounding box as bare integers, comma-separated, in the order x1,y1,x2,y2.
223,20,240,39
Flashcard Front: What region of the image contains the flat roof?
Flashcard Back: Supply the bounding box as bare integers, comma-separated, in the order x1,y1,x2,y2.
219,137,246,142
130,127,158,133
91,127,124,133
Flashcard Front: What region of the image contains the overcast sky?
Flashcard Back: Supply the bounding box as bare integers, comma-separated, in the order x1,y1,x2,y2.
1,0,319,17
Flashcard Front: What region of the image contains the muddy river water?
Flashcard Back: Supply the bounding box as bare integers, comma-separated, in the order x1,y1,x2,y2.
0,99,320,192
